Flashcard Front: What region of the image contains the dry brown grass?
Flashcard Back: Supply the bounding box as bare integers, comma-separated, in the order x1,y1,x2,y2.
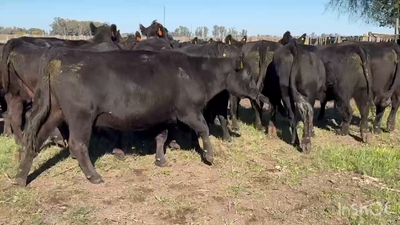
0,100,399,224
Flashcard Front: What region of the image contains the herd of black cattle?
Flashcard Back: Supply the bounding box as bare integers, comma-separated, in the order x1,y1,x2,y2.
0,20,399,187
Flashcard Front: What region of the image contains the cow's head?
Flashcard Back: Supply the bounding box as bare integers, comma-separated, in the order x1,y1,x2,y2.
225,35,246,48
226,53,270,107
135,31,141,42
191,37,199,44
208,38,214,43
241,36,247,43
90,22,120,43
139,20,169,39
279,31,306,45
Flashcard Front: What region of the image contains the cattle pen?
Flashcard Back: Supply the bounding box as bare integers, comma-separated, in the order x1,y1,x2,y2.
0,32,396,44
1,27,400,225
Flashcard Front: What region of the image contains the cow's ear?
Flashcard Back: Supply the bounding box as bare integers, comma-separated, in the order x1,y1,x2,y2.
115,29,121,43
299,33,306,43
135,31,141,41
279,31,291,45
139,24,146,35
90,22,97,35
110,24,117,37
242,36,247,43
225,34,233,45
157,26,163,37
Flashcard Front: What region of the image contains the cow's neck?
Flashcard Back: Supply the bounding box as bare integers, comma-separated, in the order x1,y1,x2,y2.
201,58,234,101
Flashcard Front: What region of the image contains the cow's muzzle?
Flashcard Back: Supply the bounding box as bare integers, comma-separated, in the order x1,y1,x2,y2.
257,94,272,111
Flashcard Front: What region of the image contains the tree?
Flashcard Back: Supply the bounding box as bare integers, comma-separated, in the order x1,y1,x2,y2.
195,27,203,38
49,17,106,35
326,0,400,27
212,25,219,39
240,29,248,37
204,26,209,38
219,26,226,39
228,27,238,38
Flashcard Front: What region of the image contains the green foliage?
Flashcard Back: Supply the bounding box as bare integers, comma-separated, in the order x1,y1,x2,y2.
326,0,400,28
49,17,107,35
172,26,191,37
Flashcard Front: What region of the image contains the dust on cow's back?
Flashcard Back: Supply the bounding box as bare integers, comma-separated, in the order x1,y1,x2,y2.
383,50,397,63
44,59,61,81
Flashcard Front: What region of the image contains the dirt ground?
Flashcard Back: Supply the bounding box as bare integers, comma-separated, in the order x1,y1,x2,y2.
0,99,399,225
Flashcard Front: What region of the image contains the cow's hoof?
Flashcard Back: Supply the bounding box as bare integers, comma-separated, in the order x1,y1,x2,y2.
310,129,316,137
112,148,126,160
387,122,395,132
155,158,167,167
168,140,181,150
203,150,214,165
12,177,27,187
231,125,240,133
301,138,312,154
255,124,263,131
373,126,382,135
88,175,104,184
214,117,221,126
223,135,232,142
361,132,371,143
268,125,278,138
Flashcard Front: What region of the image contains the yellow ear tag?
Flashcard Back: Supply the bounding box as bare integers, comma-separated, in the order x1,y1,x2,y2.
223,53,227,57
240,61,244,69
228,40,231,45
301,38,304,41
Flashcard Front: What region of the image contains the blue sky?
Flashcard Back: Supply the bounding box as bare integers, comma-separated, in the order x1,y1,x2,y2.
0,0,394,36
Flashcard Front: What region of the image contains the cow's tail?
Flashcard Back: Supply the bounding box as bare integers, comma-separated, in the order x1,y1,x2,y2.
381,48,400,108
288,41,313,128
24,50,52,154
256,43,268,90
0,39,19,93
359,46,374,106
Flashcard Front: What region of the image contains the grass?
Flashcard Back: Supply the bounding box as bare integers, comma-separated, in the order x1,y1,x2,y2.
0,100,400,224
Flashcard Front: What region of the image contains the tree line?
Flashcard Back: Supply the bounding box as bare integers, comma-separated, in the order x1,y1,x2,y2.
0,27,46,35
171,25,248,39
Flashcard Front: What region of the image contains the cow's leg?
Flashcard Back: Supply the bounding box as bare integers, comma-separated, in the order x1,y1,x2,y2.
387,94,400,132
354,91,371,143
68,121,103,184
267,107,278,138
14,107,63,186
229,95,240,132
58,122,70,149
298,99,314,153
8,95,24,144
373,104,385,134
317,100,327,121
218,115,231,142
167,125,181,150
336,99,353,136
178,111,213,165
155,129,168,167
251,100,263,131
0,94,12,136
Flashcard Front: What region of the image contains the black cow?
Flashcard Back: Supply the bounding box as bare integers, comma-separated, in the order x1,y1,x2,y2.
0,23,121,145
316,44,373,142
228,37,282,132
326,42,400,134
119,31,142,50
139,20,173,42
267,40,326,152
0,43,11,135
172,42,242,141
15,49,270,186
